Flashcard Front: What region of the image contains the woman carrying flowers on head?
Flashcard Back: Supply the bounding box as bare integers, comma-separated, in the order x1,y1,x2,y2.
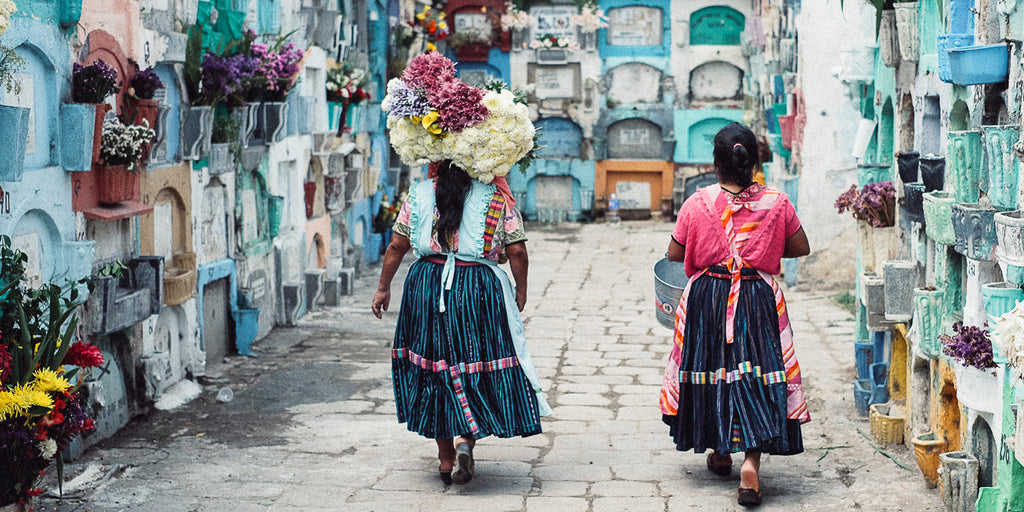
660,122,811,507
371,52,550,487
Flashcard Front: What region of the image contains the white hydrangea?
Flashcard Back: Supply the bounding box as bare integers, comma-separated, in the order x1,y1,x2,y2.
0,0,17,37
443,90,534,182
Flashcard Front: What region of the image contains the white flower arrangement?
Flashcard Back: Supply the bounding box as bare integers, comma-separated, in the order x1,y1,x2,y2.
500,2,535,31
572,7,608,34
0,0,16,37
386,89,534,183
37,438,57,460
529,34,579,51
994,300,1024,378
100,118,156,170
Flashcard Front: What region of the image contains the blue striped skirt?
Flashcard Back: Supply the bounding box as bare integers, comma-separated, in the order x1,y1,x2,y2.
663,267,803,455
392,257,543,440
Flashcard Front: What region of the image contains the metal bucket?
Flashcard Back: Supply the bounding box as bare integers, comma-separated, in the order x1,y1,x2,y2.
654,258,688,329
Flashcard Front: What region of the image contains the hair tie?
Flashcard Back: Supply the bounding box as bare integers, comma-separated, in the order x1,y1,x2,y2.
733,143,743,150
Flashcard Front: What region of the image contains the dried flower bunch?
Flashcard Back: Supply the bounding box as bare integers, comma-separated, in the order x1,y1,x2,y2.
201,51,261,106
834,180,895,227
252,37,304,102
128,66,164,100
382,52,537,183
72,60,121,104
326,63,370,104
529,34,578,50
940,322,996,370
0,235,103,507
99,118,156,170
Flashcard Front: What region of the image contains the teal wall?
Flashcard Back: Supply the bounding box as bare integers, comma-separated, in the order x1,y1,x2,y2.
673,109,744,164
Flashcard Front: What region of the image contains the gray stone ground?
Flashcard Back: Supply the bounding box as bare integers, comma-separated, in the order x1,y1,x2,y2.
36,221,941,511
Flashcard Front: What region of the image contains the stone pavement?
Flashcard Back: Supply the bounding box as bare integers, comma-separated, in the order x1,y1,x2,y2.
38,221,941,511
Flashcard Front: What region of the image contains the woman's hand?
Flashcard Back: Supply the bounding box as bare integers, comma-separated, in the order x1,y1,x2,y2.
372,289,391,318
515,288,527,311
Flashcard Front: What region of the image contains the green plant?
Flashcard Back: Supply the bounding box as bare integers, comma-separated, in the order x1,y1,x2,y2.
212,112,240,143
833,290,857,314
98,260,128,278
0,45,23,96
184,24,204,105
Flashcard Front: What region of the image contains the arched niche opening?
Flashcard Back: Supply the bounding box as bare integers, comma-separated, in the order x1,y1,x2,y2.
950,100,969,132
153,187,188,265
536,118,583,159
689,6,745,46
5,44,58,170
971,417,996,488
607,118,663,160
201,179,230,262
310,233,327,269
879,99,894,165
607,63,663,104
689,61,744,102
982,87,1009,126
151,65,182,165
687,117,733,162
12,209,63,288
921,95,941,155
81,31,131,115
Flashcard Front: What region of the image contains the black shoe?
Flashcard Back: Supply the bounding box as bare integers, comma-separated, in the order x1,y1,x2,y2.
451,443,475,485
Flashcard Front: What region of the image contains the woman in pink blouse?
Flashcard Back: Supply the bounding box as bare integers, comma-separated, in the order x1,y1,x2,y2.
659,123,811,507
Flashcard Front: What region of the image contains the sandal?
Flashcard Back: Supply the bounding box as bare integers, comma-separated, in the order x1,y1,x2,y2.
737,487,762,507
438,465,453,486
451,443,475,485
706,452,732,476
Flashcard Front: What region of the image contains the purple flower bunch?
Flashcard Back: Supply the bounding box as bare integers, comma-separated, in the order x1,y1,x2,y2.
201,51,261,106
129,66,164,100
252,41,303,102
834,180,895,227
72,59,121,104
382,79,430,118
941,322,996,370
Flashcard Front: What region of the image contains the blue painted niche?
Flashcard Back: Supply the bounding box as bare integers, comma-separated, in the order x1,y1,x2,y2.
598,0,670,59
689,6,745,46
536,117,582,159
151,64,182,167
673,109,743,164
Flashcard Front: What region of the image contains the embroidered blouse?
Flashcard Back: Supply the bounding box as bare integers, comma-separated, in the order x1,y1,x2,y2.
672,184,801,277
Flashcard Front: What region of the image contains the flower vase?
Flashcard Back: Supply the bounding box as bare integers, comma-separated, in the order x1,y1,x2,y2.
983,125,1020,210
869,403,905,445
259,102,288,144
858,221,877,273
233,103,259,149
902,182,926,224
208,143,234,175
952,202,998,260
87,102,110,164
995,210,1024,266
911,431,949,488
953,362,1001,414
920,155,945,192
949,43,1010,85
861,272,888,331
878,9,899,67
345,104,362,134
981,282,1024,326
324,175,344,211
894,2,919,62
512,29,528,50
914,286,945,358
95,164,136,205
304,181,317,219
182,105,214,160
938,451,979,512
327,101,345,134
872,226,898,273
938,33,975,83
129,99,159,162
948,131,983,203
923,191,956,245
883,260,917,322
897,151,920,183
0,105,30,181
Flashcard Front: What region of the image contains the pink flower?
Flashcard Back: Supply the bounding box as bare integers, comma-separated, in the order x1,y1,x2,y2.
431,80,489,133
401,51,456,90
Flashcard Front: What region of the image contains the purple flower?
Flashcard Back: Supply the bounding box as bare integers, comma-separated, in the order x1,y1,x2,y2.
941,322,996,370
401,51,456,91
383,79,431,118
431,80,488,133
72,59,121,104
834,180,895,227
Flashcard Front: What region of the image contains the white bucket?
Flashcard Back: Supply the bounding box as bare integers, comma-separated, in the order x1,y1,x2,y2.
654,258,688,330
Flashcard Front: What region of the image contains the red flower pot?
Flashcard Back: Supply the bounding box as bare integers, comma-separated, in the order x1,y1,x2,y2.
95,164,137,205
304,181,317,219
128,99,158,162
324,175,343,211
88,103,110,164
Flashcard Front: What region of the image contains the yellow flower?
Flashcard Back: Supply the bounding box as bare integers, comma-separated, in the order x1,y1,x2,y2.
18,384,54,411
0,390,19,421
416,5,430,20
426,42,437,52
421,111,443,135
439,21,448,30
32,368,72,394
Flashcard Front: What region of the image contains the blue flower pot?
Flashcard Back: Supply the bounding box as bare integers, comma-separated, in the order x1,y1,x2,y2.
232,308,260,356
937,34,974,83
855,339,874,381
854,379,873,416
948,43,1009,85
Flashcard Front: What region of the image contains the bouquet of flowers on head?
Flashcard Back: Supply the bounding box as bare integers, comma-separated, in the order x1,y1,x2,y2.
251,36,304,102
99,117,156,170
940,322,996,371
381,52,538,183
994,301,1024,378
72,59,121,104
572,7,607,33
128,66,164,101
500,1,535,31
834,180,895,227
529,34,578,50
326,63,370,104
0,236,103,507
407,6,448,52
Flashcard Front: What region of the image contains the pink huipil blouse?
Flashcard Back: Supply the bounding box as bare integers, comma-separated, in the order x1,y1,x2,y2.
671,184,802,277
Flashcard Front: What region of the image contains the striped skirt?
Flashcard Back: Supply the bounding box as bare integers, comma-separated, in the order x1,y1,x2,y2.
392,258,543,440
662,267,803,455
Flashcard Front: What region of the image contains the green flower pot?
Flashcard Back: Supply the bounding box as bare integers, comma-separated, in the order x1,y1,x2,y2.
923,191,956,245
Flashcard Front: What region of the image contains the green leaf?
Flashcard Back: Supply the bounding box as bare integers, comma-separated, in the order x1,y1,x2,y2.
27,404,52,416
